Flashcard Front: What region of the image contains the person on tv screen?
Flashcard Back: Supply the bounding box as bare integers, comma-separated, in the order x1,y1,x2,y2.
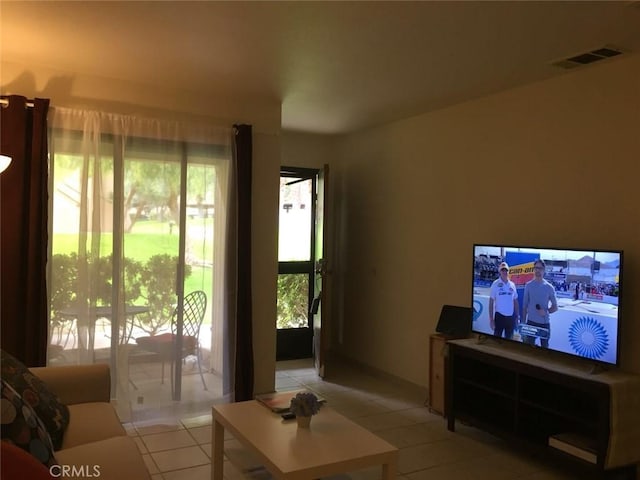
522,259,558,348
488,262,519,339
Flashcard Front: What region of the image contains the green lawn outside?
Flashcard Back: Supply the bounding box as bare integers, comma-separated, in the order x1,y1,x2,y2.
53,219,213,259
52,220,214,324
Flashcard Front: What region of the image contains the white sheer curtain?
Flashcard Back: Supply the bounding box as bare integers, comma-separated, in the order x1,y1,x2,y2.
47,107,234,421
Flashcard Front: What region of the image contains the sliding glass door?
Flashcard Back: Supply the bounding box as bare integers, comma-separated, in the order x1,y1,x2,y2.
47,109,231,420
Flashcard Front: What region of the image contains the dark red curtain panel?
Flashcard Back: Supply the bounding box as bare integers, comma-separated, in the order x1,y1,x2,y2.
0,95,50,367
233,124,254,401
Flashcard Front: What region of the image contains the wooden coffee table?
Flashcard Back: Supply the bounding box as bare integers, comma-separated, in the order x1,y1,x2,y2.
211,400,398,480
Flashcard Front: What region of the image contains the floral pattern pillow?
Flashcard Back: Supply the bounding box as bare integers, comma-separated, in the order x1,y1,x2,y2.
1,379,57,467
0,349,69,450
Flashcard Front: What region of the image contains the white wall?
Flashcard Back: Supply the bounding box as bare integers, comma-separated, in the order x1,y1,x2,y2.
281,131,338,169
0,61,281,133
251,132,280,394
1,60,281,395
6,50,640,396
333,54,640,384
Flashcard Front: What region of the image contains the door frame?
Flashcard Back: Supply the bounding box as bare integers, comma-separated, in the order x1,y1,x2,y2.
276,167,319,360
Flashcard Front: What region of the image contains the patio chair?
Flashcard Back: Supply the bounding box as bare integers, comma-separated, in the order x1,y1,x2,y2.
135,290,208,393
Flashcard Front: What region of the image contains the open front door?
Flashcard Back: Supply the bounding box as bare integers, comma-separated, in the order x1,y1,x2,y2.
276,165,330,365
313,165,331,377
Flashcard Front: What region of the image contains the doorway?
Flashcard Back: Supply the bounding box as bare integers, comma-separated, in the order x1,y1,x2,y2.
276,167,319,360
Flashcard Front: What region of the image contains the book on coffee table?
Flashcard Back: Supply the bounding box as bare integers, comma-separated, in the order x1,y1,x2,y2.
255,389,326,413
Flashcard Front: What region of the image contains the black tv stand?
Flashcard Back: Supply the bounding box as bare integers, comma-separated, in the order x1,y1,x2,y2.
446,339,640,478
475,334,502,345
589,363,609,375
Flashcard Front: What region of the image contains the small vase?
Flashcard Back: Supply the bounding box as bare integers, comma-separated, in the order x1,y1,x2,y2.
296,415,311,428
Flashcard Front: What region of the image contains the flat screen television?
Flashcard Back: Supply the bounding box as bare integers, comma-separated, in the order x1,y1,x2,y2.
472,244,623,366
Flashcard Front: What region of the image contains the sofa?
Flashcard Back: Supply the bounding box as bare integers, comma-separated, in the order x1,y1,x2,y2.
1,363,151,480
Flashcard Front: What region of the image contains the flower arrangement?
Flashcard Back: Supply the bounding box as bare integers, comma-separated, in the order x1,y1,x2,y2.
289,392,322,417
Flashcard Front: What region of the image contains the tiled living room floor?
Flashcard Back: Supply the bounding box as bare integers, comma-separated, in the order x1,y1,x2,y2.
125,358,628,480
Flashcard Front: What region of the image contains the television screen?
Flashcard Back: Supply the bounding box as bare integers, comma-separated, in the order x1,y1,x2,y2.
472,244,623,366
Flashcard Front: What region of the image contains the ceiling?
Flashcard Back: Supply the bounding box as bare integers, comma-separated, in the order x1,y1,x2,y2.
2,1,640,134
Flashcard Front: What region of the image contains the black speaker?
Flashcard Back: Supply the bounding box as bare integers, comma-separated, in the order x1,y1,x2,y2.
435,305,472,338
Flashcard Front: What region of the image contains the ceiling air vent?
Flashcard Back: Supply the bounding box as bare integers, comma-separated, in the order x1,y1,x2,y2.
552,46,624,70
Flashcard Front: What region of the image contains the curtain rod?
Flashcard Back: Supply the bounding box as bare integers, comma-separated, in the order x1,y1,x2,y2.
0,98,35,108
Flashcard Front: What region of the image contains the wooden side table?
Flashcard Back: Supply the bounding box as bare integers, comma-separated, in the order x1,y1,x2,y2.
427,333,449,416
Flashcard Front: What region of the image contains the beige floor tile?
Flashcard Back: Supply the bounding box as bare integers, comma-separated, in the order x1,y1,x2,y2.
286,374,323,386
324,387,387,404
344,380,395,396
200,443,211,458
370,396,424,412
242,466,274,480
143,429,197,453
396,407,442,424
405,456,520,480
221,459,248,480
329,400,390,419
114,358,611,480
321,474,352,480
275,376,303,389
220,460,276,480
181,413,212,429
351,411,417,432
398,438,481,473
453,422,506,445
518,470,596,480
223,439,263,470
188,425,212,444
143,453,161,475
482,451,548,477
450,432,507,458
301,380,351,396
325,465,385,480
281,366,318,377
516,461,604,480
375,421,455,448
151,445,210,472
135,435,149,454
275,359,314,371
136,418,185,435
123,422,138,436
162,464,211,480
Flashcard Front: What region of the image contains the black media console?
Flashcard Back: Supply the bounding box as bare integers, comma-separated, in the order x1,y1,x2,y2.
446,338,640,479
